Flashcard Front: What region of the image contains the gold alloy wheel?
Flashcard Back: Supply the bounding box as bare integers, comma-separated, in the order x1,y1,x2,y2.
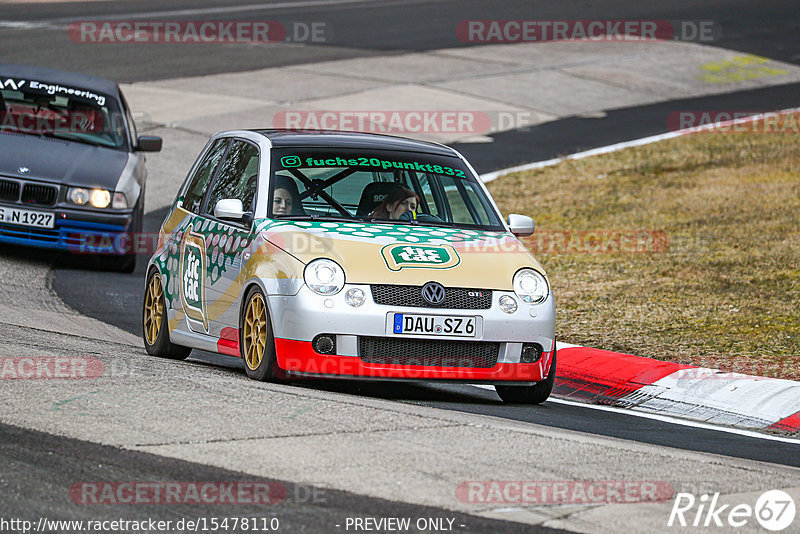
144,274,164,346
243,292,268,371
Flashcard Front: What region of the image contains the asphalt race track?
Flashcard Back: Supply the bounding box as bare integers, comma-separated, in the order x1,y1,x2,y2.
1,423,562,534
2,1,800,532
1,0,798,81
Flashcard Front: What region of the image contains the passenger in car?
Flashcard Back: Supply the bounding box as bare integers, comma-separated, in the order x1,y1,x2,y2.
369,187,419,220
272,175,300,216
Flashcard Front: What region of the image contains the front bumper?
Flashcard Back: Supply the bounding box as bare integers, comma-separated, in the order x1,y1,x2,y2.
0,205,136,255
268,284,556,383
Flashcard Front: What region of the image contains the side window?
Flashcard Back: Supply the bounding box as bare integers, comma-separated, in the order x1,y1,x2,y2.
204,140,260,218
183,138,229,213
464,187,491,225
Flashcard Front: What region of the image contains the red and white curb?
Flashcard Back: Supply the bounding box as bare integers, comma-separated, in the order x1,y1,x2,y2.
555,342,800,433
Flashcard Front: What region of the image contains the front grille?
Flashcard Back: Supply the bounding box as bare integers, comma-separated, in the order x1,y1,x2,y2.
21,183,57,206
0,179,20,202
359,336,500,368
371,284,492,309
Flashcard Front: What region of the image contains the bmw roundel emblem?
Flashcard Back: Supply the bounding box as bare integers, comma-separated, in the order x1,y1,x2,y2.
18,166,30,174
421,282,446,305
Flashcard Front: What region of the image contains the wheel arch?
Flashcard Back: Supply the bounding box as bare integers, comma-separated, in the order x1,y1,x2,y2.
238,278,276,328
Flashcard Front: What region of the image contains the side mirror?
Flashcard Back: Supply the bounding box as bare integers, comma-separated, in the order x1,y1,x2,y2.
136,136,162,152
507,214,535,237
214,198,245,221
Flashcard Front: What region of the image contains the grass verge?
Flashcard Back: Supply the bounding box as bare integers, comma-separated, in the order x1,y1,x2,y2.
488,112,800,380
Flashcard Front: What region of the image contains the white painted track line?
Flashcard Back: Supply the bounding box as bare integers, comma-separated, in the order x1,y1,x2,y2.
480,106,800,183
471,385,800,444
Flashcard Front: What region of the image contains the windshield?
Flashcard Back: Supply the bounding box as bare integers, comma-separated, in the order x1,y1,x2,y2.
269,148,504,230
0,81,126,149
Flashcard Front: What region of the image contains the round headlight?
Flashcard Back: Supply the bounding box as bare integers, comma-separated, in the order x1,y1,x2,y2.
90,189,111,208
67,187,90,206
304,259,345,295
512,269,549,304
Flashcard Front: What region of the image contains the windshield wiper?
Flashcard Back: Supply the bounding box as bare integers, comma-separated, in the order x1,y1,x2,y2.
40,130,114,148
274,214,498,231
366,217,458,229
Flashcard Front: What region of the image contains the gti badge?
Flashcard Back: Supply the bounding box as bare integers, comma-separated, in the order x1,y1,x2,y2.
18,166,30,174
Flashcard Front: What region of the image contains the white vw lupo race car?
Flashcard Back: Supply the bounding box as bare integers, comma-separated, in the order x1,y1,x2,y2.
143,130,556,403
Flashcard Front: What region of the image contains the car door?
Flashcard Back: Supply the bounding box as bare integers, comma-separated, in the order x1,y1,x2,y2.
200,138,260,341
169,137,230,336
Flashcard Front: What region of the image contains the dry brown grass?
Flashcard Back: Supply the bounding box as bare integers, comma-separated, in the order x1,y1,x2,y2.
488,113,800,379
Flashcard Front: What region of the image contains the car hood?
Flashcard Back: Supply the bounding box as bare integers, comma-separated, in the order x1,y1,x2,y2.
256,220,546,290
0,132,128,189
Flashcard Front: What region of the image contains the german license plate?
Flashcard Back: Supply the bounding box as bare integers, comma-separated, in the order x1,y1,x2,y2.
392,313,477,337
0,206,55,229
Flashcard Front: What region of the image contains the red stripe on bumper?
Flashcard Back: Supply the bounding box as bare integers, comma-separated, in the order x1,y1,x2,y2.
275,338,547,381
217,328,240,357
217,338,240,357
554,346,694,403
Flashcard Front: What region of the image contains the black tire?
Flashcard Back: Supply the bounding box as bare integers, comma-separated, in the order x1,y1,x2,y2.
495,343,557,404
240,285,284,381
142,269,191,360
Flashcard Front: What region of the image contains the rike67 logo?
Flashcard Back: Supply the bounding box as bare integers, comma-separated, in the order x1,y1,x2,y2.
668,490,796,531
180,226,208,332
381,244,460,271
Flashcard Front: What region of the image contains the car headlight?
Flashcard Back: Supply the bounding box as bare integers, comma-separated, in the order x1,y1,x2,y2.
512,268,549,304
67,188,129,209
67,187,90,206
304,259,345,295
90,189,111,208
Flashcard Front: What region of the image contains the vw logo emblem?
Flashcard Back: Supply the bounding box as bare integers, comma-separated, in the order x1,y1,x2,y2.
18,166,29,174
421,282,446,305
